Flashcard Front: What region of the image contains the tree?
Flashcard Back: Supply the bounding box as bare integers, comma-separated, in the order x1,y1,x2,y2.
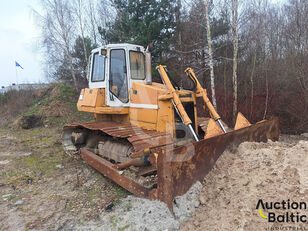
99,0,178,58
231,0,239,122
205,0,217,110
36,0,79,91
74,0,89,65
72,36,97,82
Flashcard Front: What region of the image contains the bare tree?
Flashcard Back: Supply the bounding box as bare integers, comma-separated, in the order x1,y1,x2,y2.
96,0,115,45
205,0,217,110
261,0,269,120
250,49,256,118
231,0,239,122
74,0,88,64
87,0,98,45
36,0,79,91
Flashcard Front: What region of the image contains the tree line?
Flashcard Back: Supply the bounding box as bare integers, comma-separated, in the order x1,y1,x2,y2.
35,0,308,133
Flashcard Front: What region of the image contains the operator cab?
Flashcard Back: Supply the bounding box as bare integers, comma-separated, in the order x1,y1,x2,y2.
88,43,147,107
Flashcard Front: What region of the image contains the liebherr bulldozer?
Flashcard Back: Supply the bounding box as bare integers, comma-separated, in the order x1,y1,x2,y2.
62,43,279,211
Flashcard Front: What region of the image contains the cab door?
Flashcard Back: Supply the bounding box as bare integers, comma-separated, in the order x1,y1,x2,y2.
107,49,130,107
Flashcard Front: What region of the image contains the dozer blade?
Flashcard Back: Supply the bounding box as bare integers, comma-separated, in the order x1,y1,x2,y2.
149,117,279,212
77,118,278,213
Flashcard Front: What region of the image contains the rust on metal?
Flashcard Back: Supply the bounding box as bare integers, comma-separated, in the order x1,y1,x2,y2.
80,148,151,197
70,118,279,214
152,118,279,212
138,166,157,176
116,157,145,170
64,121,173,152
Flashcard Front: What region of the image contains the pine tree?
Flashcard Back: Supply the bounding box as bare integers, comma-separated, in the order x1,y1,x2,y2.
99,0,178,57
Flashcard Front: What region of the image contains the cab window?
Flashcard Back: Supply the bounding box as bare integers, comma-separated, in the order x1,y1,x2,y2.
129,51,145,80
91,52,105,82
109,49,128,103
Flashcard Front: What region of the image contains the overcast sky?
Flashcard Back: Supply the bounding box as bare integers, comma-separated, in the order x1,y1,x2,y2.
0,0,43,88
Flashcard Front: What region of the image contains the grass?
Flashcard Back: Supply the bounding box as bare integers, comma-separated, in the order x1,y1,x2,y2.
118,224,130,231
0,126,131,230
110,215,119,227
110,185,130,199
13,83,92,127
125,203,132,211
0,127,65,185
7,195,15,200
22,153,63,177
0,83,132,228
113,199,122,206
56,84,75,102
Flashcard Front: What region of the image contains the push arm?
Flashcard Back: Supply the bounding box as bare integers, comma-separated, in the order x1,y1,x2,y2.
185,67,227,133
156,65,199,141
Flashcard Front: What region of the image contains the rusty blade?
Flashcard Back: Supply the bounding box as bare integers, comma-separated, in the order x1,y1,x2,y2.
152,118,279,212
80,148,151,197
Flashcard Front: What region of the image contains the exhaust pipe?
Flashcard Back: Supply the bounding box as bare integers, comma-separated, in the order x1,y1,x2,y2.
145,46,152,85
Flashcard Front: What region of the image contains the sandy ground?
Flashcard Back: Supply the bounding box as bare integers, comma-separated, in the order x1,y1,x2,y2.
181,134,308,231
0,128,307,231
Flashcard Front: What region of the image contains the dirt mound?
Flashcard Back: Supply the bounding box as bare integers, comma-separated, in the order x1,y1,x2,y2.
40,84,77,117
1,83,91,128
180,135,308,231
16,115,45,129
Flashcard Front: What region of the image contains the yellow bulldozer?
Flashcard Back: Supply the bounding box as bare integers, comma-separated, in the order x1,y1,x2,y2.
62,43,279,211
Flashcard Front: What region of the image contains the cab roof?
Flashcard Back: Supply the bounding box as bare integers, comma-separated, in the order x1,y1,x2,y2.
91,43,145,54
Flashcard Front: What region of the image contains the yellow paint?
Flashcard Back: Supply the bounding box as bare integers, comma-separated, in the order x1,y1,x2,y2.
76,67,199,138
96,89,105,106
259,209,268,219
77,88,105,111
158,92,173,101
205,118,224,139
95,106,128,114
78,88,96,107
130,119,156,130
156,65,192,126
131,82,159,105
234,112,251,130
130,108,157,124
157,99,174,136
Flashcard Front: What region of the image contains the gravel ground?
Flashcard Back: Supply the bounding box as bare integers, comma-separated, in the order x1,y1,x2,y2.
69,182,203,231
1,129,307,231
70,135,308,231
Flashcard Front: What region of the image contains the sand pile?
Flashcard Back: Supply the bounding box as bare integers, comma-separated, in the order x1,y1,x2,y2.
68,134,308,231
181,134,308,231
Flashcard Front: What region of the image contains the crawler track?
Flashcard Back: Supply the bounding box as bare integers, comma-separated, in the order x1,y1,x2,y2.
62,121,173,157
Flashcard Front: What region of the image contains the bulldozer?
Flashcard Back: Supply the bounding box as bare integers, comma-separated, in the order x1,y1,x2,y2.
62,43,279,212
